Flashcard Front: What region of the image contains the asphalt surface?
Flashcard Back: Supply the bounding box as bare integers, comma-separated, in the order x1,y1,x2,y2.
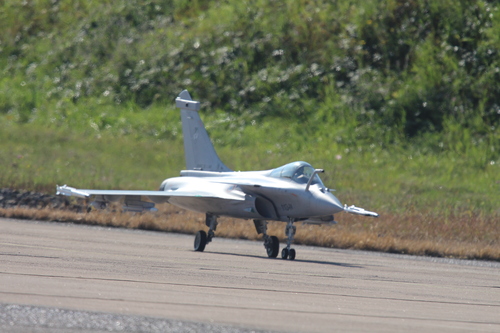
1,217,499,332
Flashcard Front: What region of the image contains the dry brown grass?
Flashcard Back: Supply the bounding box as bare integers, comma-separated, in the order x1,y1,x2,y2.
1,205,498,261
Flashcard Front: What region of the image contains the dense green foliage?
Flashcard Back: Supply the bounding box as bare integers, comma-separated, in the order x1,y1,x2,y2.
1,0,499,216
2,0,499,138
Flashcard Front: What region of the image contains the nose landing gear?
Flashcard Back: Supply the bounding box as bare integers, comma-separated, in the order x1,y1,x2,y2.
282,219,296,260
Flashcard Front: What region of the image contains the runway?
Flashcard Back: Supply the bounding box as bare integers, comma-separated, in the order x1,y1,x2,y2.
1,218,499,332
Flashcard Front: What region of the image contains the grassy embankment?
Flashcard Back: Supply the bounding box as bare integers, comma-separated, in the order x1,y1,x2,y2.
1,0,499,260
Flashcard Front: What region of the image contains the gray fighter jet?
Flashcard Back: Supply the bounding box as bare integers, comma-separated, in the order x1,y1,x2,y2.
57,90,378,260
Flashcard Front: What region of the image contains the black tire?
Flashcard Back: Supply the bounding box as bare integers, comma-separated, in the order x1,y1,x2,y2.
288,248,296,260
266,235,279,258
281,248,289,260
194,230,207,252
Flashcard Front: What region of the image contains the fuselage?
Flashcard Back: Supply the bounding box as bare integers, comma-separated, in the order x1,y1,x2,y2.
159,161,344,222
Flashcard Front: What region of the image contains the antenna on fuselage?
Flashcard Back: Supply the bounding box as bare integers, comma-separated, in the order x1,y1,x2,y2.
176,90,232,172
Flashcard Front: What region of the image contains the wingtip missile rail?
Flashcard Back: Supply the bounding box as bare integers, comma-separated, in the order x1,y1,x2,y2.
56,185,90,199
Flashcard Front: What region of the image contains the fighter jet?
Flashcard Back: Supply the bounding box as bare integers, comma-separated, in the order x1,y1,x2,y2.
57,90,378,260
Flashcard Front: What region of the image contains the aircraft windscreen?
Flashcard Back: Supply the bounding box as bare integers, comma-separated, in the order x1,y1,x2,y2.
270,162,325,187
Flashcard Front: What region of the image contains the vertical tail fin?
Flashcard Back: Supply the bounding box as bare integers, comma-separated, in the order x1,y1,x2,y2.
175,90,232,172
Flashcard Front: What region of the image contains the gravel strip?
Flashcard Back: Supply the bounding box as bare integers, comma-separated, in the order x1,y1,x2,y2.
0,303,276,333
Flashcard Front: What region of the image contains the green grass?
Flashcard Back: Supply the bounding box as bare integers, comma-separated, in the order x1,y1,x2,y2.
1,119,498,217
0,123,183,192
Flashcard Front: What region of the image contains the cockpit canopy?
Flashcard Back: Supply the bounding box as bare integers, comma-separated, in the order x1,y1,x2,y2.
269,161,325,187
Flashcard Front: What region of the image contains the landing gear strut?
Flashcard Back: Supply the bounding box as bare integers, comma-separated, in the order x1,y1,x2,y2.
194,214,218,252
281,219,296,260
254,219,279,258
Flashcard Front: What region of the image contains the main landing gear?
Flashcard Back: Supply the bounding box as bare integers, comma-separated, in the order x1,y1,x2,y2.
254,220,279,258
194,216,297,260
194,214,218,252
281,219,296,260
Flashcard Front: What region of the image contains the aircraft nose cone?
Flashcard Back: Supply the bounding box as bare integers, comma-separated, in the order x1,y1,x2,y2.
311,191,344,215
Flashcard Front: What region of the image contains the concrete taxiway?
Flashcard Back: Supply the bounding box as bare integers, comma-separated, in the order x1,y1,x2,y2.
0,217,499,332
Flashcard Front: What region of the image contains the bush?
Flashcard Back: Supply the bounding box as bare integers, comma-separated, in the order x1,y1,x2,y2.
0,0,498,151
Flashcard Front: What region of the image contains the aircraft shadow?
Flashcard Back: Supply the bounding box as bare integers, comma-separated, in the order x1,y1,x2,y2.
208,251,363,268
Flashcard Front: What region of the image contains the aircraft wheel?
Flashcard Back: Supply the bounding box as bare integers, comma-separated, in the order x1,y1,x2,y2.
288,248,296,260
194,230,207,252
281,248,289,260
266,236,279,258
